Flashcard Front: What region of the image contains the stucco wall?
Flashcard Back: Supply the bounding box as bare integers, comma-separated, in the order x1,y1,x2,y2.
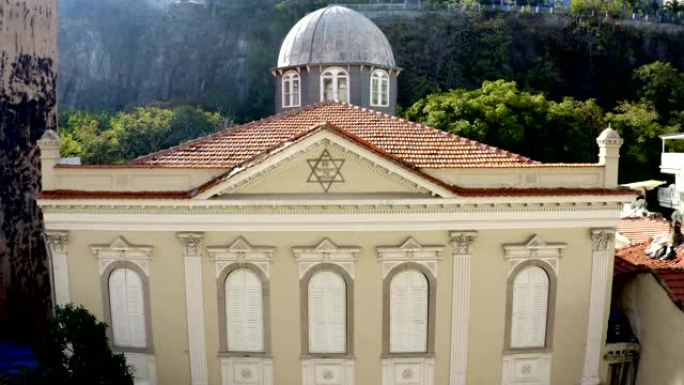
63,225,596,385
617,273,684,385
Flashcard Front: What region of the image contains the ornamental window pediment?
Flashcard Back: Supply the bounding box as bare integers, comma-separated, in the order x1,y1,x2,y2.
292,238,360,279
206,236,275,278
503,235,565,276
91,236,153,276
377,237,444,278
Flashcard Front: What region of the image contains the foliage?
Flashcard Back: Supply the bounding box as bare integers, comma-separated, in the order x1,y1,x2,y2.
570,0,626,16
14,305,133,385
59,105,230,164
405,80,604,163
633,61,684,124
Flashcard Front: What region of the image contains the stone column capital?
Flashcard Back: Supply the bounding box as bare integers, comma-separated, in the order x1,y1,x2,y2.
590,228,615,252
177,232,204,257
449,231,478,255
45,230,69,253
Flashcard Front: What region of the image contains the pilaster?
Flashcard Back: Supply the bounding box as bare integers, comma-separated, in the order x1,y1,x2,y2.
45,230,70,306
581,229,615,385
449,231,478,385
177,232,209,385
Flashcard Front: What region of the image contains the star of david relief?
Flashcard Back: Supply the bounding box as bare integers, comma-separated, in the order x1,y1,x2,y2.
307,149,345,192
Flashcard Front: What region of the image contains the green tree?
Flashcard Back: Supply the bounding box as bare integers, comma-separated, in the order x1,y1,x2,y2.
17,305,133,385
633,61,684,124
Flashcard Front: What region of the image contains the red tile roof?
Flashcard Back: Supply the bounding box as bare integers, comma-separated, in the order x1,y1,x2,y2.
130,102,541,169
617,217,672,245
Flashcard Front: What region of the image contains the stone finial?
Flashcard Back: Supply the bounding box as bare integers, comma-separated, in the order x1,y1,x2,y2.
596,124,623,188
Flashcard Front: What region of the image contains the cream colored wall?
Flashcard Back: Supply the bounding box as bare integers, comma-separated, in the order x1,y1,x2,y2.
52,167,224,191
618,274,684,385
66,231,191,385
232,146,428,195
468,228,593,385
64,226,598,385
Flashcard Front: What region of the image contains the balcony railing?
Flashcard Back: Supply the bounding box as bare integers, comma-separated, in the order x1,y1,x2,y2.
658,185,680,209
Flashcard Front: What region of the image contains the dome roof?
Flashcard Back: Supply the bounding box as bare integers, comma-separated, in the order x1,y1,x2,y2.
598,125,621,140
277,6,396,68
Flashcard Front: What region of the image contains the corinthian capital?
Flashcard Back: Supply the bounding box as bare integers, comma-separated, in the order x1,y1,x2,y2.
591,229,615,252
177,232,204,257
450,231,478,255
45,230,69,254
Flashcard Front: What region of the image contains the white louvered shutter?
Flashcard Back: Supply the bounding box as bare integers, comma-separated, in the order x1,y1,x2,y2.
390,270,428,353
109,268,146,348
511,266,549,348
308,271,346,354
226,269,264,352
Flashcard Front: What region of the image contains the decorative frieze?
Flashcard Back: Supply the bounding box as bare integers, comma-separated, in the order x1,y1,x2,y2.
449,231,477,385
376,237,444,278
207,236,274,278
91,236,153,276
382,357,434,385
501,353,551,385
302,358,354,385
176,232,209,385
292,238,360,278
220,357,273,385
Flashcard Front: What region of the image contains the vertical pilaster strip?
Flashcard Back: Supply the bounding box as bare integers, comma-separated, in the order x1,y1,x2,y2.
45,231,70,306
581,229,615,385
449,231,478,385
177,232,209,385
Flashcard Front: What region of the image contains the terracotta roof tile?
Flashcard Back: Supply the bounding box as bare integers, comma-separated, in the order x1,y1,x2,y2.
617,217,672,245
130,102,541,169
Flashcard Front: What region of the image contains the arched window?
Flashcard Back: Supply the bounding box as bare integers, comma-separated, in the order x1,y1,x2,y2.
389,269,428,353
225,268,264,352
320,67,349,103
108,267,147,348
510,265,549,349
308,270,346,354
370,70,390,107
282,71,300,108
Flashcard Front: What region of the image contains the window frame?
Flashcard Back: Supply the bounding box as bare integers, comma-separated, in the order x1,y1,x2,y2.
320,66,350,103
370,69,390,107
300,263,354,358
101,261,154,353
217,262,271,357
282,70,301,108
382,262,436,358
504,260,557,353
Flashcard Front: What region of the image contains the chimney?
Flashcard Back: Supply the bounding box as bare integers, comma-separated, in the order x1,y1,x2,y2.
596,124,623,188
37,129,61,191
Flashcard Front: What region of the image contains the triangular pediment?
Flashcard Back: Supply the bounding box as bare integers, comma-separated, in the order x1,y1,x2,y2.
195,128,455,199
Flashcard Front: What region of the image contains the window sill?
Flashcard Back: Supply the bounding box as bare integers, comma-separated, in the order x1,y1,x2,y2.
112,346,154,355
301,353,355,360
503,347,552,355
381,352,434,359
218,351,271,358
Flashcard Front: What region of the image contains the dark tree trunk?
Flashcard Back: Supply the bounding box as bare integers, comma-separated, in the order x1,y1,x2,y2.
0,0,58,341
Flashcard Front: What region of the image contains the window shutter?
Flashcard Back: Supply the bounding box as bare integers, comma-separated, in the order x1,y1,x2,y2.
390,270,427,353
511,266,549,349
226,269,264,352
109,268,146,348
308,271,346,354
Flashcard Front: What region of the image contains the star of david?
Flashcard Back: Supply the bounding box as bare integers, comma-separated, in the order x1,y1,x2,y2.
307,149,345,192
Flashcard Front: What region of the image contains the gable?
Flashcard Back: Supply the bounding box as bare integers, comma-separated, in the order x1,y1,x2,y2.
196,128,455,199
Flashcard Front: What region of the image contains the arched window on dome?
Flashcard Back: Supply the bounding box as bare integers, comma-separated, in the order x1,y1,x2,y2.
282,71,300,108
320,67,349,103
370,69,390,107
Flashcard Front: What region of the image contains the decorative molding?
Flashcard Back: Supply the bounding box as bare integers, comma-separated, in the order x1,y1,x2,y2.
220,357,273,385
124,352,157,385
292,238,360,278
207,237,275,278
501,353,552,385
450,231,478,255
91,236,153,276
581,228,616,385
376,237,444,278
382,357,434,385
503,235,566,276
591,229,615,251
448,231,477,385
45,230,70,306
177,232,209,385
301,358,354,385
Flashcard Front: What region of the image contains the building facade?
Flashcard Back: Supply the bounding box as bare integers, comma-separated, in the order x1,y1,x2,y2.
37,6,632,385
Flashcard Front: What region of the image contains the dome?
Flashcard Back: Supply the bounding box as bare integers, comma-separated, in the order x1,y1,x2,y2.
598,124,621,140
277,5,396,68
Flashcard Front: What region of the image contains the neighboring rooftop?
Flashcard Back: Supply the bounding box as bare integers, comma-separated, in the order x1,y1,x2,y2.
617,216,672,245
130,102,540,169
277,5,396,68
